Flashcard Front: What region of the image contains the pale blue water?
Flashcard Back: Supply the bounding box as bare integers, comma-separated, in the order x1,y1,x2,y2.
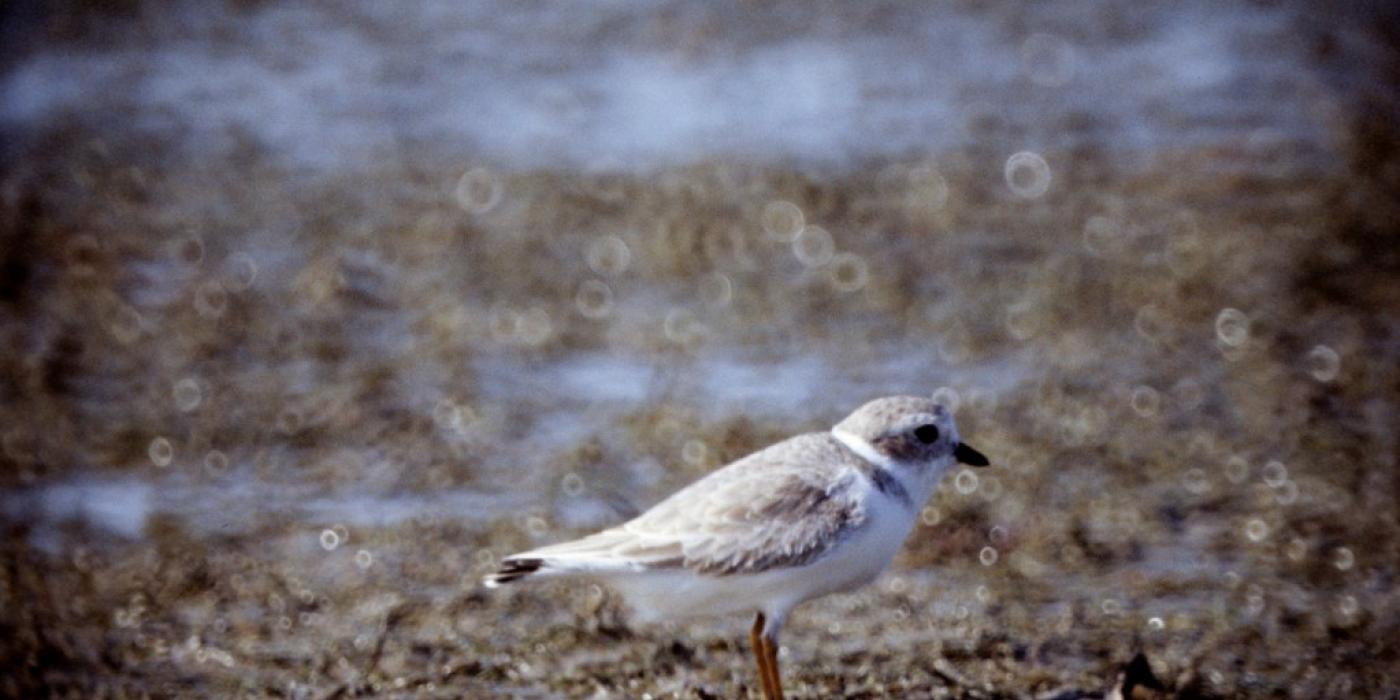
0,1,1345,173
1,345,1034,547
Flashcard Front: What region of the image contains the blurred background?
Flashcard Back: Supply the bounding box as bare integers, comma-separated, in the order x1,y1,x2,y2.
1,1,1397,697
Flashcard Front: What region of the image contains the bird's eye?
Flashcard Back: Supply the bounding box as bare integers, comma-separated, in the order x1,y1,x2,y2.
914,424,940,444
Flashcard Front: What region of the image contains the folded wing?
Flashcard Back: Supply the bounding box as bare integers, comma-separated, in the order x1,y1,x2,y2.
485,433,870,585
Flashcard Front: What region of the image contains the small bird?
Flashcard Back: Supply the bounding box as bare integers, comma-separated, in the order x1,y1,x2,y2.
485,395,990,699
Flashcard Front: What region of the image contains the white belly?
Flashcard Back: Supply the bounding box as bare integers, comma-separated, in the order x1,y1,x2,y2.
609,487,918,622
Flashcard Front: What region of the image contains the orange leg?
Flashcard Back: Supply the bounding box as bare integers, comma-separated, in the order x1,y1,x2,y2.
750,612,780,699
762,630,784,700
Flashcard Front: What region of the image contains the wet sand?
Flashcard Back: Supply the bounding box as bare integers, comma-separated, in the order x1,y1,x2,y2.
2,1,1399,698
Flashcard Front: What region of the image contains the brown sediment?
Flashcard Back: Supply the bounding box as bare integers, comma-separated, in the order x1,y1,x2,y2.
2,7,1399,694
0,138,1396,695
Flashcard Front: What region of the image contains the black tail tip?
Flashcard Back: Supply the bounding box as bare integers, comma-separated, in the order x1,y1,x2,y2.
483,557,543,587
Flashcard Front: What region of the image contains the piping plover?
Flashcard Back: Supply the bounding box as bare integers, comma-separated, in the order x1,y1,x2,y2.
485,395,990,699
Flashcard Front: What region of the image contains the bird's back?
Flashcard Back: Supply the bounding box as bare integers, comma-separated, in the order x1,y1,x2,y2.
486,432,875,586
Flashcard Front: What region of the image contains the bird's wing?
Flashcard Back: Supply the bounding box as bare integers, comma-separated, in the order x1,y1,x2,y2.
524,433,871,576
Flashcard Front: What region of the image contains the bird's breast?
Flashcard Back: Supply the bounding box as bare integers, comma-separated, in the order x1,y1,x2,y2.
819,488,921,594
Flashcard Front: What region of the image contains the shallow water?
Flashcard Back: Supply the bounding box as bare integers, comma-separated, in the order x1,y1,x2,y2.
0,1,1349,172
2,343,1035,550
1,0,1397,697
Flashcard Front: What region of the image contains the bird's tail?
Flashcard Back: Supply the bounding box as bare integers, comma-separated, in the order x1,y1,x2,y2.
483,557,545,587
482,529,677,588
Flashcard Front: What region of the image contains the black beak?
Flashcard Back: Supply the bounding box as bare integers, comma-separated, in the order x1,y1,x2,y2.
954,442,989,467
